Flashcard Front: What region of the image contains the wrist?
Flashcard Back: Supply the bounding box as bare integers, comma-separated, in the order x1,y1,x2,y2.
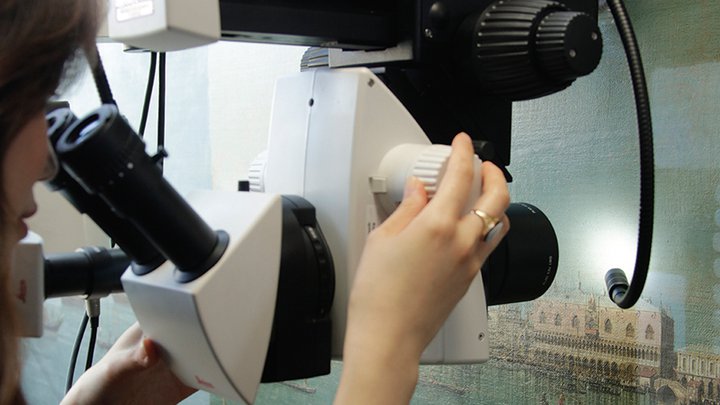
336,327,422,404
60,361,110,405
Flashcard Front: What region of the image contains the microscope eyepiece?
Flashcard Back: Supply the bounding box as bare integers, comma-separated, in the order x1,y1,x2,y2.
46,108,78,144
72,115,102,144
56,104,228,281
56,107,146,194
45,107,165,273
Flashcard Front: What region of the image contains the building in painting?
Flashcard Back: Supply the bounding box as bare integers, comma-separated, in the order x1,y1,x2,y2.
488,286,676,392
676,346,720,402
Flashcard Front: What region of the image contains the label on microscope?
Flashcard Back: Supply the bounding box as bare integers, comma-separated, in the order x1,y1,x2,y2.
115,0,154,22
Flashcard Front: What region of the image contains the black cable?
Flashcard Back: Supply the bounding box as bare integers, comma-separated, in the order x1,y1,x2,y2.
91,46,117,106
139,52,158,138
157,52,166,174
605,0,654,309
85,316,100,371
65,313,89,393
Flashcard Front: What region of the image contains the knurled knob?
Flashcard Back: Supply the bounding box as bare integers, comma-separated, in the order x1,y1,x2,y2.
535,11,603,81
248,150,268,192
372,144,481,216
457,0,602,101
411,144,452,199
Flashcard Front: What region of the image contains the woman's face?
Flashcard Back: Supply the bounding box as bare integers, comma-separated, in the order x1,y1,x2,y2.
2,112,52,244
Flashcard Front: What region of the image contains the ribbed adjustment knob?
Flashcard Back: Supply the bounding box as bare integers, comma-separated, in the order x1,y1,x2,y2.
372,144,482,216
248,150,268,192
457,0,602,101
535,11,603,81
411,145,452,199
467,0,566,100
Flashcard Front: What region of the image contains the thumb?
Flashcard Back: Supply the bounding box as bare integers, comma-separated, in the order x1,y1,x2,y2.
134,338,160,368
380,176,427,234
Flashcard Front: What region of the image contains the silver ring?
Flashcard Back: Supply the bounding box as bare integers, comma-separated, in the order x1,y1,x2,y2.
470,209,500,240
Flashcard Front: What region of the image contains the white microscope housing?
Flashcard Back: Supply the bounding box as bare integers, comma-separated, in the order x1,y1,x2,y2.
121,191,282,403
252,67,490,363
39,67,557,404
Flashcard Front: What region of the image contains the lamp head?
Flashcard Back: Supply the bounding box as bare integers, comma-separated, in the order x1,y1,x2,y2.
605,267,629,304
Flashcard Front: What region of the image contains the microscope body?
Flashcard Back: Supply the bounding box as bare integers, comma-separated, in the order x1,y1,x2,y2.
255,67,490,363
27,0,594,400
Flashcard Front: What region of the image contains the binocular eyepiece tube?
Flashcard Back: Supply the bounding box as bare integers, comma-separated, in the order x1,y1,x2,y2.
54,104,228,282
46,108,166,274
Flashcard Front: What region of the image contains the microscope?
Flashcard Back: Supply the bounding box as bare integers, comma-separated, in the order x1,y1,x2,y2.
12,0,654,403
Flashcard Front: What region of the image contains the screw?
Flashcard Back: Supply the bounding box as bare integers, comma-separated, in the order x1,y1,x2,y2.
569,49,577,58
367,78,375,87
308,98,314,106
591,32,599,41
478,333,485,341
424,28,434,39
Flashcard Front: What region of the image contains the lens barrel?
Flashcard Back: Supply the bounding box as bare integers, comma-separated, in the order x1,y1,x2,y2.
483,203,559,305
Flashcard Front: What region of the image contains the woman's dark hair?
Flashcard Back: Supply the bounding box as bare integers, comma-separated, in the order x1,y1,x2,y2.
0,1,97,403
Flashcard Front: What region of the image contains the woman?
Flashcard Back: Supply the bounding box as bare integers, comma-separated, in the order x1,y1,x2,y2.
0,1,510,404
1,1,97,402
2,1,192,403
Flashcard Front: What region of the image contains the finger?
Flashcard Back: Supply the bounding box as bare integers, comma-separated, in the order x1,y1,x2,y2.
142,338,160,367
458,214,510,274
484,215,510,248
457,162,509,242
379,176,428,234
475,162,510,217
428,133,475,218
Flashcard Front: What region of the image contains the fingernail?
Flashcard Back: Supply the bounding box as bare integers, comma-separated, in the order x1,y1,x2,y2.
137,339,151,365
484,222,504,242
135,349,147,366
455,132,470,144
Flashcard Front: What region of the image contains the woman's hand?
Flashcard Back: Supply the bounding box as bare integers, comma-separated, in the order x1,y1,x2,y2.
61,322,196,405
335,133,510,404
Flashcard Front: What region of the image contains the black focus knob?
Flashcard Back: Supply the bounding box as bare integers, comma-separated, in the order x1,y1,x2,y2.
456,0,602,101
535,11,603,81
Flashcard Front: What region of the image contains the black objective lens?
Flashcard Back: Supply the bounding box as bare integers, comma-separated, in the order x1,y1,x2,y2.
45,108,165,274
55,104,228,282
483,203,559,305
